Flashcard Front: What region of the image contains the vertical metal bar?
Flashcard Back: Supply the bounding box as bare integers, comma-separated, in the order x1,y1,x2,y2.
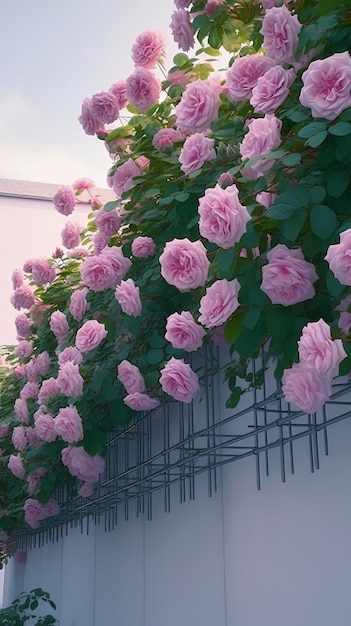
252,359,261,490
312,410,320,470
307,413,315,474
322,403,329,456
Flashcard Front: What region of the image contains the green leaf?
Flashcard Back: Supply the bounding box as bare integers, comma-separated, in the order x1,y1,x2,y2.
326,271,345,297
224,310,245,343
329,121,351,136
306,130,328,148
103,201,119,213
308,186,326,204
175,192,190,202
310,205,338,239
265,202,300,220
146,349,164,365
244,308,261,330
218,247,236,275
298,121,327,138
281,153,302,166
326,169,349,198
226,386,242,409
266,308,290,341
281,210,306,242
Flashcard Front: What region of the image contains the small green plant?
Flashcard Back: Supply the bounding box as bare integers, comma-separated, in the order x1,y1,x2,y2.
0,588,58,625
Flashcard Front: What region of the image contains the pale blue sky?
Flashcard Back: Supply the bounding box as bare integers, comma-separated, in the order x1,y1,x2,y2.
1,0,177,187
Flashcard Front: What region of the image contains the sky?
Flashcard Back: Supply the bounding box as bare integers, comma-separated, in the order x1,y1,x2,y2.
0,0,178,188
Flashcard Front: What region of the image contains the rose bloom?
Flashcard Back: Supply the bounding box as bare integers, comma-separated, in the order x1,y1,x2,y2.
50,310,69,341
175,79,220,134
38,377,60,404
131,236,156,258
239,114,282,178
31,259,56,286
282,363,332,414
117,360,146,394
11,268,23,289
12,425,27,451
165,311,206,351
110,158,141,197
125,67,161,112
0,423,9,438
159,238,210,292
152,128,183,149
78,97,101,135
53,185,76,216
79,483,95,498
198,183,250,249
14,398,29,424
170,9,195,52
69,287,90,322
90,90,119,124
325,229,351,286
198,279,241,328
260,5,302,64
80,252,123,292
160,357,199,403
58,346,83,366
20,381,39,401
109,80,128,109
54,405,83,444
14,340,33,358
11,286,35,311
41,499,60,518
101,246,132,284
256,191,277,208
123,392,160,411
226,54,274,101
24,498,46,528
93,232,110,255
57,362,84,397
8,454,25,479
15,313,31,338
34,413,57,443
261,244,318,306
61,446,105,483
179,133,216,175
175,0,192,8
166,68,195,86
251,66,295,114
300,52,351,121
75,320,107,354
131,29,165,69
94,208,122,237
35,351,50,376
205,0,225,16
26,361,39,383
115,279,142,317
72,178,94,192
25,426,41,447
61,222,82,249
297,319,347,378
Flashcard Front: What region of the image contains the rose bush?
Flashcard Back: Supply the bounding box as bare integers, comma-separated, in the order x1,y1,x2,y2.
0,0,350,563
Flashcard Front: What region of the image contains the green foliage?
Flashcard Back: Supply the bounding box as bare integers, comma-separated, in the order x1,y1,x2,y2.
0,588,58,625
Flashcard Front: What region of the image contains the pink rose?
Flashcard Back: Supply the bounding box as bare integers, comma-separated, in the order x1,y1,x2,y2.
160,357,199,403
27,468,46,495
11,286,35,310
57,362,84,397
250,66,295,114
175,79,220,134
0,423,9,438
170,9,195,52
61,222,82,249
123,392,160,411
58,346,83,366
94,208,122,237
326,231,351,286
69,247,89,258
115,279,142,317
218,172,234,187
101,246,132,283
25,426,40,447
42,500,59,518
53,185,76,216
61,446,105,483
8,454,25,479
179,132,216,175
198,183,250,249
50,310,69,341
175,0,192,8
260,5,302,64
69,287,90,322
226,54,274,101
24,498,45,528
34,413,57,443
131,29,165,70
72,178,94,192
20,381,39,401
11,268,23,289
261,244,318,305
15,313,31,338
282,363,332,414
205,0,225,15
12,426,27,451
166,68,195,86
90,91,119,124
297,319,347,377
79,482,95,498
125,67,161,112
35,351,50,376
26,361,39,383
38,377,59,404
165,311,206,351
239,114,282,178
339,311,351,336
75,320,107,354
117,360,146,394
131,236,156,258
198,279,241,328
80,247,131,291
110,158,142,197
109,80,128,109
159,238,210,292
256,191,277,208
31,259,56,286
152,128,183,149
14,340,33,358
93,232,110,255
14,398,29,424
300,52,351,121
54,406,83,443
78,97,101,135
